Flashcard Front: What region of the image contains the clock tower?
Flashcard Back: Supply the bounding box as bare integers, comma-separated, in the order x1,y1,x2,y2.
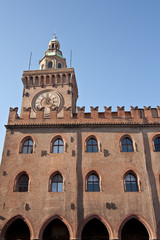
21,34,78,118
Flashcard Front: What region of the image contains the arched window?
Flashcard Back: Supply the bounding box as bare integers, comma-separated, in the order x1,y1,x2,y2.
58,63,62,68
22,138,33,154
121,137,133,152
52,138,64,153
51,174,63,192
154,137,160,152
87,173,100,192
17,173,29,192
48,61,53,68
87,138,98,152
124,173,138,192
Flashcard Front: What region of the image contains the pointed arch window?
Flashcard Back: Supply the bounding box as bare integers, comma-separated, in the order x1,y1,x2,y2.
52,138,64,153
154,137,160,152
51,174,63,192
17,173,29,192
22,138,33,154
124,173,138,192
121,137,133,152
87,138,98,152
87,173,100,192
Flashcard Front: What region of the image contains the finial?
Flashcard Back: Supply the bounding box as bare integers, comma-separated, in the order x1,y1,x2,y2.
53,32,57,39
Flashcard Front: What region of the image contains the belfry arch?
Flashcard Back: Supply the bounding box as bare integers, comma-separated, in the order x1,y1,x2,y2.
1,216,31,240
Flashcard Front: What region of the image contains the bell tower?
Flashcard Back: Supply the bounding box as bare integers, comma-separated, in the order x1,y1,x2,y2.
21,35,78,118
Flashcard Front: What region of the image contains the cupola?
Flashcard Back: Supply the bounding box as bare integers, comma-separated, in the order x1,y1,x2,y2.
39,34,67,70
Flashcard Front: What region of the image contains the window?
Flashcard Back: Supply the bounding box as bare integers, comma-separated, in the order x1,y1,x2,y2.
154,137,160,152
124,173,138,192
52,138,64,153
87,174,100,192
58,63,62,68
17,174,29,192
48,61,53,68
22,138,33,154
121,137,133,152
87,138,98,152
51,174,63,192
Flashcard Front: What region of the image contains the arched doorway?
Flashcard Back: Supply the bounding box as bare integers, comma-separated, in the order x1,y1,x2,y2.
4,218,30,240
81,218,109,240
121,218,149,240
42,218,69,240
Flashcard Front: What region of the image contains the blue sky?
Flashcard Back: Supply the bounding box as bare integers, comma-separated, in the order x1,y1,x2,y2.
0,0,160,157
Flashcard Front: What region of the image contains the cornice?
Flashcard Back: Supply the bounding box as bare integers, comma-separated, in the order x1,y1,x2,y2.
5,122,160,129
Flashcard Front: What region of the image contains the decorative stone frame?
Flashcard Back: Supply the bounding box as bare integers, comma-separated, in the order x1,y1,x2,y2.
48,171,64,192
13,171,30,192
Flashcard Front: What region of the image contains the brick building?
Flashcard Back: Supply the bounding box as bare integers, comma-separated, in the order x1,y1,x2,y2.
0,35,160,240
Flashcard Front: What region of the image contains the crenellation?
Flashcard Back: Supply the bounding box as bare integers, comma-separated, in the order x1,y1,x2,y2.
104,106,112,119
90,106,99,119
117,106,125,118
130,106,140,119
6,106,160,126
8,107,19,124
144,106,154,120
63,107,72,119
22,107,31,120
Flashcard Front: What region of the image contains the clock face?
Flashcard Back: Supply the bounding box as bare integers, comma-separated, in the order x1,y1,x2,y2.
32,90,63,112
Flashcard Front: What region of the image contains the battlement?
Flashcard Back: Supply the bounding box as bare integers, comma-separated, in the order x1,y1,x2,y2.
7,106,160,126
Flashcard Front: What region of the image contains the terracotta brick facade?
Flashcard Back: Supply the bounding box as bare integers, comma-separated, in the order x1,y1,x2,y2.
0,36,160,240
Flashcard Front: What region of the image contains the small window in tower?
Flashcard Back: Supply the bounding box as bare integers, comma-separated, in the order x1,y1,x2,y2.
58,63,62,68
52,44,54,48
48,62,53,68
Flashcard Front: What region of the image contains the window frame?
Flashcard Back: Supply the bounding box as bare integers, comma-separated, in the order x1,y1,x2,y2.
20,137,34,154
86,137,98,153
153,136,160,152
49,172,63,192
120,135,134,152
86,172,100,192
14,172,29,192
51,137,64,154
124,172,138,192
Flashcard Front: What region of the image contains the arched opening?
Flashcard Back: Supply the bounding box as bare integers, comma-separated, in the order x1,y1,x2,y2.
121,218,149,240
81,218,109,239
42,218,69,240
4,218,30,240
